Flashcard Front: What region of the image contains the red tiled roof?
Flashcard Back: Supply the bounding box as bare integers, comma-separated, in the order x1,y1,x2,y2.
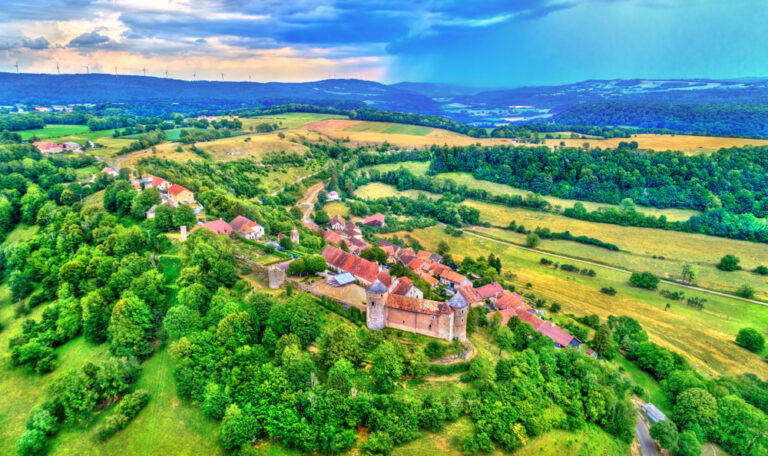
229,215,251,232
385,294,452,315
440,269,468,285
362,213,385,225
476,282,504,300
322,245,380,283
151,176,168,187
201,219,232,235
398,248,415,258
515,308,544,328
324,230,345,244
456,285,483,304
494,292,526,310
377,271,393,288
277,233,286,240
329,214,346,226
416,250,433,260
537,322,578,347
33,141,58,150
168,183,191,196
407,257,426,270
391,276,414,296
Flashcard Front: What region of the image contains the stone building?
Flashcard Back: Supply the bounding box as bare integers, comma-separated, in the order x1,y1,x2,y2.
365,279,467,341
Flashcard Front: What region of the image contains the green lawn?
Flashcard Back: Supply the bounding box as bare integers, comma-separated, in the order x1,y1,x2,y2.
363,161,431,175
343,121,433,136
356,182,439,200
616,356,672,416
245,112,348,129
3,224,39,244
19,124,91,140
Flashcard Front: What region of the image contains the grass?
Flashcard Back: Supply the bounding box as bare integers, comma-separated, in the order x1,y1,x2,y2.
244,112,348,129
363,161,431,175
383,225,768,379
324,201,350,218
391,417,627,456
3,224,39,244
553,133,768,153
49,349,223,456
343,121,433,136
616,356,672,416
82,190,105,209
463,200,768,300
19,124,91,140
355,182,439,200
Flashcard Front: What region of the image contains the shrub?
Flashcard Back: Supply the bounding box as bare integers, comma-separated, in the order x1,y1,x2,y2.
428,362,470,376
717,254,740,271
736,328,765,353
525,233,540,248
424,341,446,359
95,390,150,441
755,265,768,275
601,286,617,296
629,272,660,290
736,284,755,299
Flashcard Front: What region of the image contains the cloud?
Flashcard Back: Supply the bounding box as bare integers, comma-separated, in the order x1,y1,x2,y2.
67,31,110,47
22,36,50,50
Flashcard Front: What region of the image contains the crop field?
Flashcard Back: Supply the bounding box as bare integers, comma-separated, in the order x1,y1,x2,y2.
18,124,91,140
552,133,768,153
383,225,768,379
355,182,439,200
323,201,350,218
342,120,434,136
244,112,348,129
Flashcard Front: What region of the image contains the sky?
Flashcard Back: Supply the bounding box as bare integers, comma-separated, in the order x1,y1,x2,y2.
1,0,767,87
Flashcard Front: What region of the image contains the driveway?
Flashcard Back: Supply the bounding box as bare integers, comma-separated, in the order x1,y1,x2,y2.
635,413,659,456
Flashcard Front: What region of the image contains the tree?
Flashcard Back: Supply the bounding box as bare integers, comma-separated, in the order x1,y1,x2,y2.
312,210,330,225
16,429,47,456
629,271,660,290
219,404,258,451
736,284,755,299
326,358,355,394
650,419,679,451
676,430,701,456
303,255,327,274
279,236,293,251
321,325,363,367
173,204,197,228
673,387,718,440
437,240,450,256
9,271,33,302
717,254,740,271
201,382,231,420
370,342,404,393
360,246,387,264
108,295,155,359
163,306,201,339
736,328,765,353
50,369,98,424
287,257,306,276
525,233,540,248
549,302,562,313
591,324,615,359
681,263,698,283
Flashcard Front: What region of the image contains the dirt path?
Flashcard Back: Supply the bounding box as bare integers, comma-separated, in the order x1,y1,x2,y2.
462,228,768,307
298,182,325,225
270,163,331,197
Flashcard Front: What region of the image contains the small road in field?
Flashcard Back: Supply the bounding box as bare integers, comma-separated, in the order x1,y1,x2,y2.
460,228,768,307
635,413,659,456
297,182,325,225
270,163,332,197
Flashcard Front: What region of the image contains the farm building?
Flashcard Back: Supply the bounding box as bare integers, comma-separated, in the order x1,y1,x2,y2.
322,245,381,286
476,282,504,301
197,219,232,236
229,215,265,240
362,213,386,227
641,403,667,424
326,191,340,201
168,184,195,205
101,167,119,177
329,214,346,231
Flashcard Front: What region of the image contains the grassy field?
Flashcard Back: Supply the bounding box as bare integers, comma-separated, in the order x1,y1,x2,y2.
343,121,433,136
4,224,39,244
616,356,672,416
355,182,439,200
244,112,348,129
383,225,768,379
554,133,768,153
323,201,351,218
391,417,627,456
361,161,699,221
463,200,768,298
19,124,91,140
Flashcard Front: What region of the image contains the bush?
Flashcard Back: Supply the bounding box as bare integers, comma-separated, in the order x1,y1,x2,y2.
17,429,47,456
736,284,755,299
95,390,150,441
755,265,768,275
736,328,765,353
428,362,470,376
525,233,540,248
601,286,617,296
424,341,446,359
629,272,660,290
717,254,740,271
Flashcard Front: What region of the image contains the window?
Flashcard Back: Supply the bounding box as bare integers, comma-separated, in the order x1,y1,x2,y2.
431,315,435,320
428,324,432,330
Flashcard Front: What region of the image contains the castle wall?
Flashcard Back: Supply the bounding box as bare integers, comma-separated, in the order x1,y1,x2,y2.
384,308,454,341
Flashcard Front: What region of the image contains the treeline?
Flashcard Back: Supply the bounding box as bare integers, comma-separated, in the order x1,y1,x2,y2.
555,101,768,138
348,108,490,137
118,130,166,155
490,123,634,140
609,316,768,456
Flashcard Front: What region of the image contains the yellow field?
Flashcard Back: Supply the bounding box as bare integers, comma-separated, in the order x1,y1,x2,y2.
324,201,350,218
553,133,768,153
384,225,768,379
355,182,439,200
243,112,348,129
195,131,309,160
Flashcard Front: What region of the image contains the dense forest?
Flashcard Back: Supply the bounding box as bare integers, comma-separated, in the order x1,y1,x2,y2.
555,102,768,137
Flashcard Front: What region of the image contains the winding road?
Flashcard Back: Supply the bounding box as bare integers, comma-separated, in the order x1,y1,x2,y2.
463,228,768,307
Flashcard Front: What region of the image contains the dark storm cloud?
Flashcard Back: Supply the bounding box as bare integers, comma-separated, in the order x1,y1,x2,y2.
22,36,50,50
67,31,110,47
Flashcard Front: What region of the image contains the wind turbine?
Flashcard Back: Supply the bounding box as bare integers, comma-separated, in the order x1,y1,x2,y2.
192,71,196,81
56,61,60,74
165,70,169,78
14,62,19,73
221,73,224,81
83,64,89,74
142,66,146,76
114,66,118,75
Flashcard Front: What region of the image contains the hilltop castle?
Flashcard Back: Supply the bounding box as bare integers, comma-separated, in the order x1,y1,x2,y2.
365,279,468,341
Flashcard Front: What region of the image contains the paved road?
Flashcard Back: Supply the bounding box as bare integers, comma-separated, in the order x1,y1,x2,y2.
463,228,768,307
635,413,659,456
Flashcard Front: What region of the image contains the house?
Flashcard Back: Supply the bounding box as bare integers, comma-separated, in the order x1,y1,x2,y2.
362,213,386,227
344,221,361,238
586,349,598,358
329,215,346,231
322,245,381,286
415,269,440,287
33,141,63,154
417,250,443,264
452,285,484,306
390,276,423,299
168,184,195,205
494,291,526,310
379,241,401,263
641,403,667,424
132,182,142,191
61,142,80,151
290,228,299,244
476,282,504,301
229,215,265,240
326,191,340,201
366,280,467,341
323,230,346,245
101,167,119,177
143,175,172,191
199,219,232,236
439,269,472,288
537,322,580,348
347,236,370,254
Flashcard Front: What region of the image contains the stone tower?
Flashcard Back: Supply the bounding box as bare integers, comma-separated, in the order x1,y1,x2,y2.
365,279,389,330
268,266,286,289
290,228,299,245
446,292,469,342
